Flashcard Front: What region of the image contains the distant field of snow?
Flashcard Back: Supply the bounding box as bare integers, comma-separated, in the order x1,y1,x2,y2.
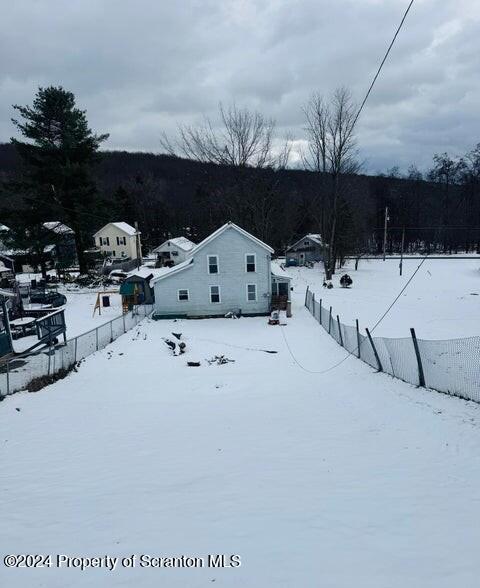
289,257,480,339
2,293,480,587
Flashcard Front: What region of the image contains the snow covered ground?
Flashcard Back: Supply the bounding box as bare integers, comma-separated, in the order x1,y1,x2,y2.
289,257,480,339
60,286,122,336
2,287,480,587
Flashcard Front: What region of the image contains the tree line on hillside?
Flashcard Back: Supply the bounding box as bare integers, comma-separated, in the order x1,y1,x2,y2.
0,86,479,276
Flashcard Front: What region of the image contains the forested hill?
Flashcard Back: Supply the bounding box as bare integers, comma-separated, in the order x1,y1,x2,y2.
0,142,476,254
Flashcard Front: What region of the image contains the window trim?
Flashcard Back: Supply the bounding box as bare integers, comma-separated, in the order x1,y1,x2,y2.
245,253,256,273
207,254,219,274
246,283,257,302
209,285,221,304
177,289,189,302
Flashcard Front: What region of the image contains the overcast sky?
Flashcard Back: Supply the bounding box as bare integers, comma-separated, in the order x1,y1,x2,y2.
1,0,479,173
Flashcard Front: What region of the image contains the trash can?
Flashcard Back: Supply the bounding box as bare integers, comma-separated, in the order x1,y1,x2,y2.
102,295,110,308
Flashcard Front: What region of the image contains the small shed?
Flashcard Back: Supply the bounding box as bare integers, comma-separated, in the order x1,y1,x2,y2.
120,271,155,311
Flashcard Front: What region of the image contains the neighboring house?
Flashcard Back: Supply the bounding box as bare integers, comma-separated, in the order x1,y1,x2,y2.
151,222,292,318
286,233,325,266
152,237,196,266
43,222,77,267
93,222,142,261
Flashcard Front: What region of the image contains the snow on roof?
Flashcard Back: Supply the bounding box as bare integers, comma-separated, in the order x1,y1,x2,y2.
306,233,323,245
111,222,138,236
43,221,74,235
152,236,196,254
191,222,274,255
127,266,173,284
0,288,15,298
93,222,138,237
288,233,324,250
0,224,10,232
150,258,195,284
271,260,292,280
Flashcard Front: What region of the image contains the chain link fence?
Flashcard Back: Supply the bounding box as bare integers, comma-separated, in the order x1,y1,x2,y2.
0,304,153,397
305,289,480,402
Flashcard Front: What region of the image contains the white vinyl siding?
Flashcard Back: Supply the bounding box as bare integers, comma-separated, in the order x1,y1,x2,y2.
153,225,271,317
209,285,221,303
245,253,256,273
208,255,219,274
246,283,257,302
178,289,189,301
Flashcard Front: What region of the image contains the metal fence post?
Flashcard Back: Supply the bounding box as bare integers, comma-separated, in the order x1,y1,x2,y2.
110,320,113,343
337,315,344,347
356,319,361,358
6,359,10,395
328,306,332,334
410,328,426,387
304,286,309,307
365,328,383,372
311,293,315,316
319,299,322,325
48,345,52,376
95,327,99,351
123,313,126,333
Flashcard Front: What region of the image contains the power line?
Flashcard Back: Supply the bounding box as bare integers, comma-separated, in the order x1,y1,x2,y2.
352,0,416,129
280,253,429,375
280,0,420,375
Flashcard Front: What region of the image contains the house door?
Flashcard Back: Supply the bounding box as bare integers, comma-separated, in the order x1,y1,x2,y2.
278,282,288,296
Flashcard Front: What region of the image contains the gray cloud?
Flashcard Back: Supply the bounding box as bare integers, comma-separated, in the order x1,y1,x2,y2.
1,0,479,172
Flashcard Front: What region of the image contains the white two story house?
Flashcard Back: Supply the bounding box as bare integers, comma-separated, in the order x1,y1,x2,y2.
152,222,290,318
93,222,142,261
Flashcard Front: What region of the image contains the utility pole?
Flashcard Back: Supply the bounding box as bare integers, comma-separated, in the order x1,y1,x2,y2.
382,206,389,261
134,221,141,270
399,226,405,276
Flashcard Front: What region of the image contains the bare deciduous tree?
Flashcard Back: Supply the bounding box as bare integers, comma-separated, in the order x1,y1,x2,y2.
302,87,360,278
161,103,279,169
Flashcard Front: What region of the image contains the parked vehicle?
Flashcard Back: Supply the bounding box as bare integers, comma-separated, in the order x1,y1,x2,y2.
29,291,67,307
108,270,128,283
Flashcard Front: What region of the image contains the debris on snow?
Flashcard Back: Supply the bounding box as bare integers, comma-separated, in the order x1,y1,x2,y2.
206,355,235,366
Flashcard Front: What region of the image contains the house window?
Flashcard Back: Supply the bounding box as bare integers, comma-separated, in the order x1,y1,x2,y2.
304,240,309,246
246,284,257,302
171,251,178,257
112,250,116,257
100,236,110,246
178,289,189,301
116,236,126,246
208,255,219,274
246,254,256,272
210,285,221,303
